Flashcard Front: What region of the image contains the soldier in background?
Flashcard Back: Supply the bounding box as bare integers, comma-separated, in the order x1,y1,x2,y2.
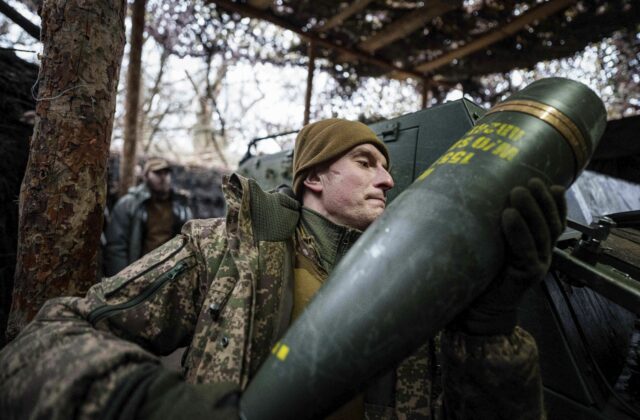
103,158,192,276
0,119,565,419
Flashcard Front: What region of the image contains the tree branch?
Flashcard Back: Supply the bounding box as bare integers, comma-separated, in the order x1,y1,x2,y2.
185,69,229,167
144,103,172,154
0,0,40,40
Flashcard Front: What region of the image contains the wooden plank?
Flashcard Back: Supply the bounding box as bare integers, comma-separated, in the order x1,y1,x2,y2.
317,0,374,32
360,1,458,53
304,41,315,125
209,0,427,80
248,0,272,10
414,0,576,73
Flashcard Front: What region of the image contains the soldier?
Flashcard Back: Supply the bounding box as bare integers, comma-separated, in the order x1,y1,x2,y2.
0,119,565,419
104,158,193,276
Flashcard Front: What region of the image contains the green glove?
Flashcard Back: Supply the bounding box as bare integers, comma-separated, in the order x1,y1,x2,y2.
137,371,240,420
452,178,567,336
104,365,240,420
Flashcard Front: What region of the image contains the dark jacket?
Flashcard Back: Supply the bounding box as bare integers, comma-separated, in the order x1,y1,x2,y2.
103,183,192,276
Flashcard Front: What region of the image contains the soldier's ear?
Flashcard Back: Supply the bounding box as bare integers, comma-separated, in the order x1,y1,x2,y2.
303,169,323,193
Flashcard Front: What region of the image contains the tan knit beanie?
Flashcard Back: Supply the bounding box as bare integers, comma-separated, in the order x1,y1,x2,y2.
292,118,390,196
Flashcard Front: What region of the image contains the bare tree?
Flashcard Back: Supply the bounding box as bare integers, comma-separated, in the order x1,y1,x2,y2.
7,0,126,340
140,46,169,154
119,0,146,196
185,53,230,167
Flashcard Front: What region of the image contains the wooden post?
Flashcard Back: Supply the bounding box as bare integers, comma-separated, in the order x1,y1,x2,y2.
304,41,315,126
119,0,146,196
421,78,429,109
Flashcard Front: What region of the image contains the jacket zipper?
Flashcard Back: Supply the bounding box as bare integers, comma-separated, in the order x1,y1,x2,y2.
105,239,187,296
88,260,190,325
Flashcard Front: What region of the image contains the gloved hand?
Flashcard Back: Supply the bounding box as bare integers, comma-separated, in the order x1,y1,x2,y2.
106,365,240,420
451,178,567,336
138,370,239,420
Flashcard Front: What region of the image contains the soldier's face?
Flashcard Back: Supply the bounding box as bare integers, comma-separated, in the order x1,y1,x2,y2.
313,143,394,230
146,169,172,195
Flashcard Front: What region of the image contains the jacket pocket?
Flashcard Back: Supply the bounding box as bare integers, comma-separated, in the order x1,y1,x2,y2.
89,236,195,325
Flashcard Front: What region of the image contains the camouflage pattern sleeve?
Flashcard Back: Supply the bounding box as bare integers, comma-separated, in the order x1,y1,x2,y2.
440,326,545,420
0,220,217,419
90,223,208,353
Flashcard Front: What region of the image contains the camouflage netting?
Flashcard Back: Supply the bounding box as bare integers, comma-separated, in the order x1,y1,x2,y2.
260,0,640,82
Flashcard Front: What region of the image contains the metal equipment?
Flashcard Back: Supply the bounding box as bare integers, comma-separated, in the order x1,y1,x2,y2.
237,78,639,419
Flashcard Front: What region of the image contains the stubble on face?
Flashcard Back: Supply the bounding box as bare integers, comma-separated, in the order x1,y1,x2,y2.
317,144,393,230
146,169,172,198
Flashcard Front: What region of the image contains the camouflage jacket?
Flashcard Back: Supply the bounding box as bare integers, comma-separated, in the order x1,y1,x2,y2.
0,174,543,420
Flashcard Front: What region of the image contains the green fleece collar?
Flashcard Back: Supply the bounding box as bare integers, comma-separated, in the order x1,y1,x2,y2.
300,207,362,273
246,177,301,242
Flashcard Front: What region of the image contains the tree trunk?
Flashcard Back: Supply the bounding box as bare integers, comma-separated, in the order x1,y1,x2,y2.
119,0,146,196
304,41,315,125
6,0,127,341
